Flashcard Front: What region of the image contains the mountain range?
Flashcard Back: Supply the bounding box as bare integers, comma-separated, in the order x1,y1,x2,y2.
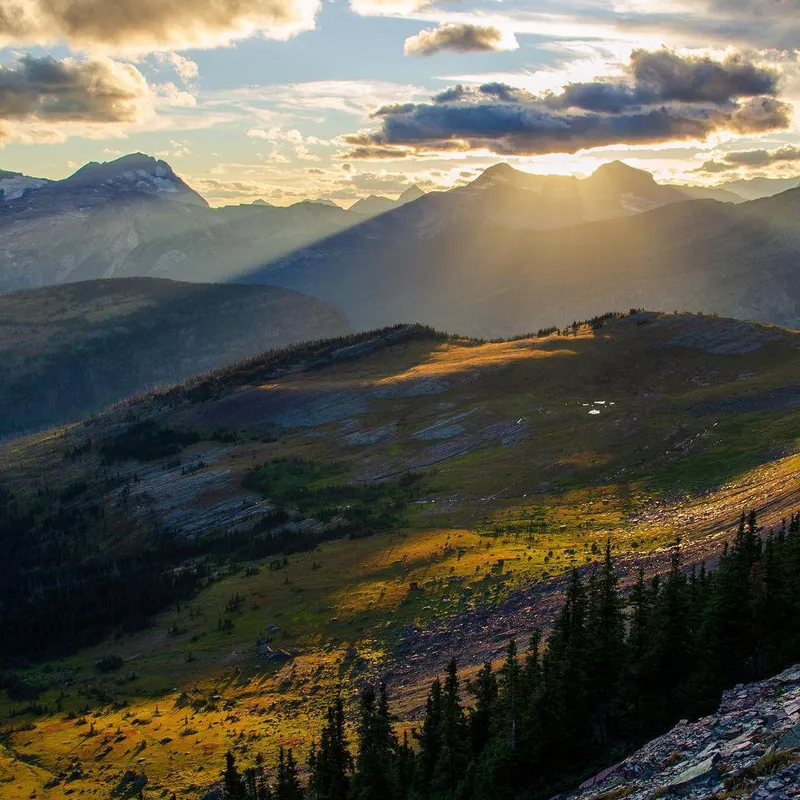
4,152,800,337
250,175,800,336
0,152,791,301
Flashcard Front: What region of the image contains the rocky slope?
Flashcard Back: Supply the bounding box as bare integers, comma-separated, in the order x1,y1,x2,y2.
2,312,800,798
0,277,350,435
0,155,359,291
567,664,800,800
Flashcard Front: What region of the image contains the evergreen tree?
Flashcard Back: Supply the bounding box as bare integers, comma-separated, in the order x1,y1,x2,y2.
276,747,303,800
413,678,443,797
223,751,248,800
585,541,626,744
542,569,589,760
245,753,272,800
433,659,469,799
395,731,416,800
639,544,694,730
350,684,398,800
467,662,497,759
309,696,352,800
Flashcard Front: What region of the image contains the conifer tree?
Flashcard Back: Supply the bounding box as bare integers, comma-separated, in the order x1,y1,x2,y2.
434,659,469,799
467,661,497,758
350,684,398,800
276,747,303,800
414,678,443,796
585,541,625,744
223,751,248,800
309,696,352,800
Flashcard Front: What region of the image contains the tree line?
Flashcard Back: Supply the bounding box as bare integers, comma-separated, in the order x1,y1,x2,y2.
220,509,800,800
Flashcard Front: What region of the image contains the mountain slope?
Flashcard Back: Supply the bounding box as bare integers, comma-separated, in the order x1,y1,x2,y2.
2,312,800,798
247,187,800,337
0,277,350,435
350,184,426,217
721,175,800,200
0,155,360,291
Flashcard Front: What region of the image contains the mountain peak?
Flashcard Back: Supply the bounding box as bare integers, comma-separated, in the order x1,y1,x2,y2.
61,153,207,207
478,162,520,183
588,160,656,187
398,185,424,204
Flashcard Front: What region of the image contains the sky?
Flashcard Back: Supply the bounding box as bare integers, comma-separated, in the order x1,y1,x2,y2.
1,0,800,206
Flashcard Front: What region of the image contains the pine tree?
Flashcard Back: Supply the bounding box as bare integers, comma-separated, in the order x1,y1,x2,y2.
434,658,469,799
223,751,248,800
467,661,497,759
542,568,589,761
640,544,694,730
350,684,398,800
276,747,303,800
245,753,272,800
585,541,625,744
308,696,352,800
414,678,443,797
395,730,416,800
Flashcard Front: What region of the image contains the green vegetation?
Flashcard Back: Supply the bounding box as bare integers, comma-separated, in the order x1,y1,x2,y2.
100,420,201,463
219,510,800,800
244,459,423,533
2,313,800,798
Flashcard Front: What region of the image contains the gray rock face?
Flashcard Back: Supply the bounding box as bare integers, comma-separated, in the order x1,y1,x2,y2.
565,664,800,800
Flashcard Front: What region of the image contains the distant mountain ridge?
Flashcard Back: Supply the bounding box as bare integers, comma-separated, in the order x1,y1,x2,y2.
2,152,800,335
0,153,206,212
350,184,425,217
249,182,800,336
0,277,350,435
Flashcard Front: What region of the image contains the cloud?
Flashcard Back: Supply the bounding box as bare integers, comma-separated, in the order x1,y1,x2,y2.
404,23,517,57
697,144,800,172
724,145,800,165
0,0,320,52
0,54,149,126
342,49,791,159
154,52,200,85
349,0,435,16
151,81,196,108
351,170,413,191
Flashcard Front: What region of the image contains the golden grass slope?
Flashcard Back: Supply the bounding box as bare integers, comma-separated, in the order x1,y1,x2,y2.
2,312,800,798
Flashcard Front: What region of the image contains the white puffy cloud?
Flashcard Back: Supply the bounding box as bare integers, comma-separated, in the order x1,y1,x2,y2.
0,54,149,125
349,0,436,15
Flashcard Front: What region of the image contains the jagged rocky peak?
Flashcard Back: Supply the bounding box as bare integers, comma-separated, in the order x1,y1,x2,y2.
569,663,800,800
62,153,208,206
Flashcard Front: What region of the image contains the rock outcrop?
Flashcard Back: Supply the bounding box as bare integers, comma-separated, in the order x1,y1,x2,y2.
566,665,800,800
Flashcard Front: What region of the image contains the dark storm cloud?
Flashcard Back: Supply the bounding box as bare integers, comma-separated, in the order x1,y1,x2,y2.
342,49,791,159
